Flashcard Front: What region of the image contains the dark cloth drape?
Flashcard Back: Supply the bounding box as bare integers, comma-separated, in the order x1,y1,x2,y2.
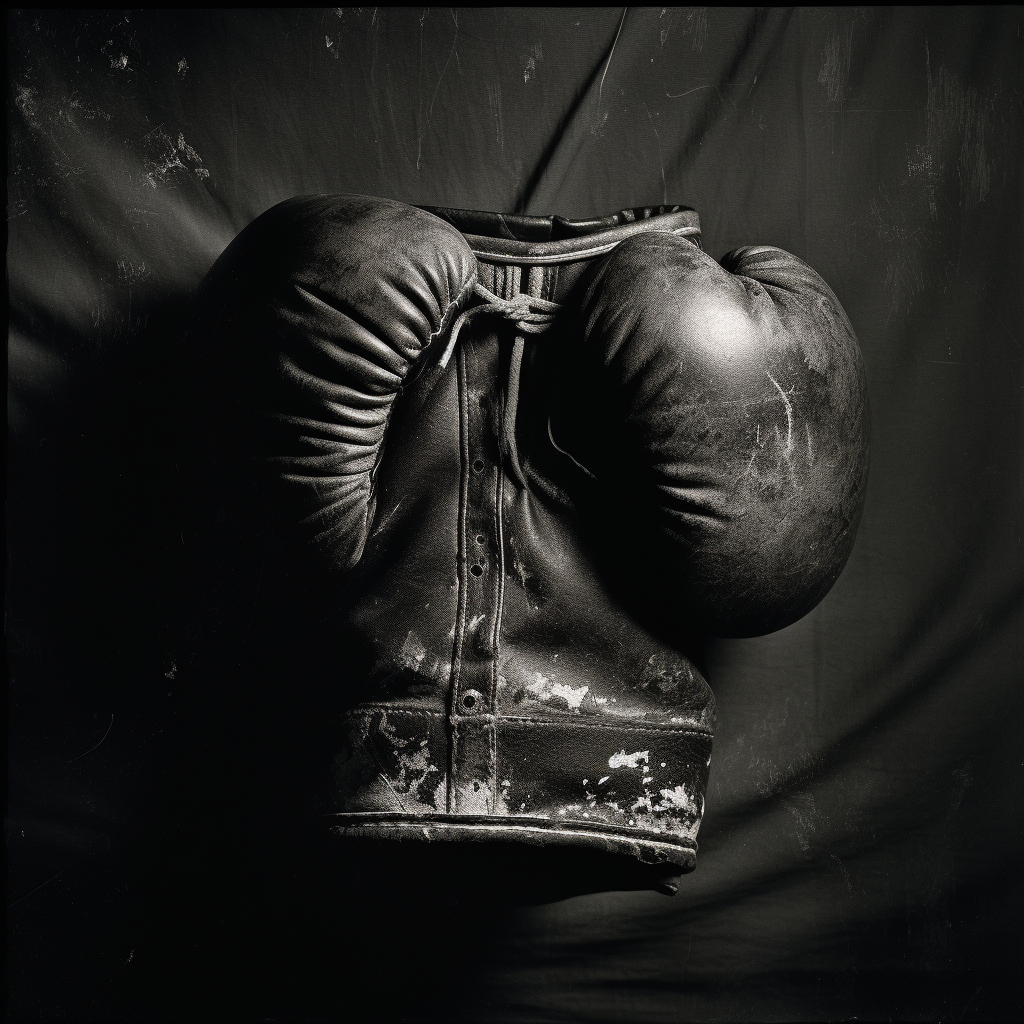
8,9,1022,1021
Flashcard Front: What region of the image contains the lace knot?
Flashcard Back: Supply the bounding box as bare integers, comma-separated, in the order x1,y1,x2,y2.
438,282,561,369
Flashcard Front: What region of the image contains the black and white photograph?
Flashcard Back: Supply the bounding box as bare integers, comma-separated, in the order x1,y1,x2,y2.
7,8,1022,1022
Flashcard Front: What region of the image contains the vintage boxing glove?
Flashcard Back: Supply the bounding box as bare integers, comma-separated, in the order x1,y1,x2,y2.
547,234,869,639
196,195,864,895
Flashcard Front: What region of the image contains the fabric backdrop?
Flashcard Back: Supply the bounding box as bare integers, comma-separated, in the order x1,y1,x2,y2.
7,8,1022,1022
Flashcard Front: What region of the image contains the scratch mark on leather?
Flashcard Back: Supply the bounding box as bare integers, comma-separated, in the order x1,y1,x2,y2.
371,498,403,537
509,534,532,587
766,371,794,453
378,771,408,812
398,630,426,671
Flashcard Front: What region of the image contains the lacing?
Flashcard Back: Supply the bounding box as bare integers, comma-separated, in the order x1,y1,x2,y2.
438,282,561,368
439,282,563,490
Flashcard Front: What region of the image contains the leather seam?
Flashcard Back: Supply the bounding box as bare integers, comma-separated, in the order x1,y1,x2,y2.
343,707,712,736
490,446,504,808
495,719,713,735
427,271,478,349
447,340,472,813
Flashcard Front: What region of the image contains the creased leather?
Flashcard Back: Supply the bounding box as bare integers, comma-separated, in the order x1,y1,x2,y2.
196,194,478,573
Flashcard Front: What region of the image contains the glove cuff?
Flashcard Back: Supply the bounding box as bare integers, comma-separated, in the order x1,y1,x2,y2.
326,706,712,874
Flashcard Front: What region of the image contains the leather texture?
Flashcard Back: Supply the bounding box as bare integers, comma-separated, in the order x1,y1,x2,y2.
196,194,866,891
196,194,478,574
551,233,871,638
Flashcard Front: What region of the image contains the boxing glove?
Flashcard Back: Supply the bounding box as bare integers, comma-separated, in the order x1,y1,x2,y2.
195,195,865,896
195,194,478,573
548,233,869,638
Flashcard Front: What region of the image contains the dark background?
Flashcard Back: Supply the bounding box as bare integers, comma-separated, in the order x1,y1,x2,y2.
7,8,1022,1022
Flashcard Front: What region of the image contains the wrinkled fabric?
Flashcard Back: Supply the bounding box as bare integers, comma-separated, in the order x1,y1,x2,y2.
7,8,1022,1022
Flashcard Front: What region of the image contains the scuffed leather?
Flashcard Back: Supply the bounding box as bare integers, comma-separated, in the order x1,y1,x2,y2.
552,233,870,638
306,203,715,874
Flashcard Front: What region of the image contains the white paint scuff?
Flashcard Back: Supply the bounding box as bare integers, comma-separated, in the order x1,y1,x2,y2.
608,749,650,770
657,784,700,815
526,672,589,711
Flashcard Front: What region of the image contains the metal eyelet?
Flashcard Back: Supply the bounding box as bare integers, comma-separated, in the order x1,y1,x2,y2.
460,689,484,713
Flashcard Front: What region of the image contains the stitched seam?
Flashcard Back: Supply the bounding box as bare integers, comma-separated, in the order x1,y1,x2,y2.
330,822,696,844
489,460,503,809
348,707,446,718
446,342,472,813
493,717,712,734
343,707,712,737
427,271,478,348
497,721,713,737
324,818,697,849
490,403,505,701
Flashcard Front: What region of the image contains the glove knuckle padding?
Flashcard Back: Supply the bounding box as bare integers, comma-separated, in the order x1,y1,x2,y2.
575,233,869,638
200,195,477,571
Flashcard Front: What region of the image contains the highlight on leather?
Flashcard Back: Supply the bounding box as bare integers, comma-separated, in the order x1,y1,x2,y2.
561,230,870,638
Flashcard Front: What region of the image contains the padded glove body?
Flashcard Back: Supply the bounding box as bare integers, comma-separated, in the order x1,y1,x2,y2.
196,194,477,573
